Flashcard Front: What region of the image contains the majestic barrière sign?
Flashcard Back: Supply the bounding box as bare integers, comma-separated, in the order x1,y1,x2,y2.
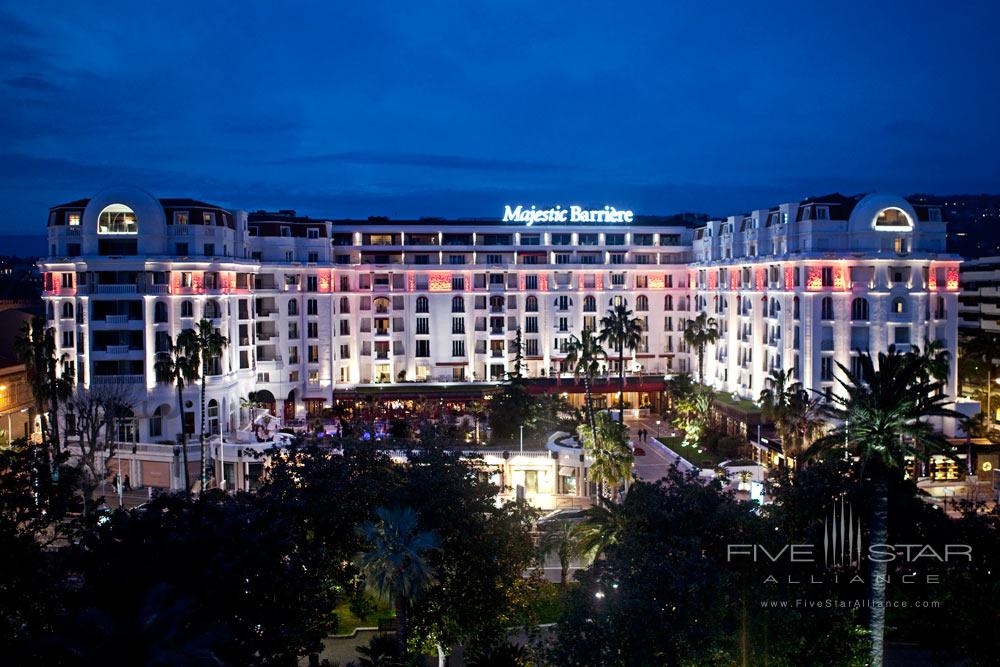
502,204,634,224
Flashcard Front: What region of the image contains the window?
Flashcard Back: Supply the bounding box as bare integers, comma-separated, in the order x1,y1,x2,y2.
416,317,429,335
308,346,319,363
288,322,299,338
97,204,138,234
175,243,189,256
288,299,298,316
339,344,350,359
150,405,165,437
820,297,834,320
636,295,649,311
452,340,466,357
307,276,318,292
525,338,539,355
181,301,194,318
307,299,318,315
307,228,319,239
851,298,869,321
452,296,464,313
308,252,319,263
584,295,596,312
525,316,538,333
307,322,318,338
62,330,74,347
416,296,429,313
204,243,215,256
557,295,570,311
61,302,74,319
416,340,430,357
821,357,834,381
526,295,538,312
280,226,291,238
452,317,465,334
821,267,833,287
892,298,907,315
154,301,167,323
874,207,911,228
67,212,81,226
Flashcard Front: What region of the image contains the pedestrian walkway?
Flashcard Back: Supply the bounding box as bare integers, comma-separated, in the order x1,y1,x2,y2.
623,416,691,482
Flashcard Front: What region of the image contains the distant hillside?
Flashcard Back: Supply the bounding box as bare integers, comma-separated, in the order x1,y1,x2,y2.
910,194,1000,259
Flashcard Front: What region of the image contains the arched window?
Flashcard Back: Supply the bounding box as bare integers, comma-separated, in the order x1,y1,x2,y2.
181,300,193,318
46,302,54,320
611,295,625,307
154,301,168,323
288,299,298,316
205,300,221,319
664,295,673,311
416,296,429,313
820,297,834,320
149,404,168,438
374,297,391,313
208,399,220,435
874,207,911,228
61,302,74,319
451,296,464,313
636,295,649,311
526,295,538,312
97,203,138,234
891,297,907,314
851,298,869,321
743,297,752,313
769,299,781,318
339,296,350,314
583,295,596,312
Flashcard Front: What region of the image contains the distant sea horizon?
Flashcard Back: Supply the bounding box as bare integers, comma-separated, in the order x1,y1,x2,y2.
0,235,47,258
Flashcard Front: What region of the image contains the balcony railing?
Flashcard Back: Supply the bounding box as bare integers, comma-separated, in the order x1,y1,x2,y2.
92,375,144,385
105,344,132,355
95,284,138,294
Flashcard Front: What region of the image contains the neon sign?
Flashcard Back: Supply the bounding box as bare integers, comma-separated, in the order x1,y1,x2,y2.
503,204,634,224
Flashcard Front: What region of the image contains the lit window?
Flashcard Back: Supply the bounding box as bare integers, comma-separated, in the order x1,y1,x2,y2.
67,212,81,226
97,204,138,234
175,211,189,225
873,207,912,229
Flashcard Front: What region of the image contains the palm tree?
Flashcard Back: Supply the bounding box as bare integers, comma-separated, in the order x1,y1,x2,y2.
579,413,634,499
187,320,229,492
564,330,607,447
154,333,199,494
803,347,960,667
15,317,73,458
574,497,628,563
599,303,644,424
759,368,824,464
357,506,439,657
682,312,719,384
537,519,580,587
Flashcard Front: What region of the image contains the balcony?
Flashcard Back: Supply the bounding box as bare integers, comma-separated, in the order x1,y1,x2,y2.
147,284,170,295
95,284,138,295
106,314,129,325
105,344,132,355
91,375,144,386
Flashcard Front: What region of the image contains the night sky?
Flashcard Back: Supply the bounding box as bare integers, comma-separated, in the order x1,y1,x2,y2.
2,1,998,231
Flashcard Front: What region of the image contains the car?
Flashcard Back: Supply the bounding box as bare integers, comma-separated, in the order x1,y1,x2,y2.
633,446,646,456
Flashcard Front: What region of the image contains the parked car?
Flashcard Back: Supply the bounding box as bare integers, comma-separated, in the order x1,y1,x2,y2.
633,446,646,456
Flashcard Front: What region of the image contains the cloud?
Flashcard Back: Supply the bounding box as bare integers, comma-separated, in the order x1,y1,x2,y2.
3,74,60,91
267,151,572,173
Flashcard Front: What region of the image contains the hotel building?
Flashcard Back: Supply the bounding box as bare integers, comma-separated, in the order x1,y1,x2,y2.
39,186,963,487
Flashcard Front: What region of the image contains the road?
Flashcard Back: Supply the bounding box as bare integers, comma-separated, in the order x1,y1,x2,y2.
623,416,692,483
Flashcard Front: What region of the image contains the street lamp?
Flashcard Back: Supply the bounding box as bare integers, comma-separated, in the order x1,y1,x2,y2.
655,420,661,441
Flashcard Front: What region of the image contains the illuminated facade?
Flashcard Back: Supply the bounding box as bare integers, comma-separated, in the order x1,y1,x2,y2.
40,187,962,468
690,192,961,435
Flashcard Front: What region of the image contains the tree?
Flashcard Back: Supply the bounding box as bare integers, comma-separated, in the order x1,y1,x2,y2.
537,519,580,587
803,347,961,667
564,330,607,449
64,384,135,520
759,368,824,463
599,303,644,424
573,497,628,563
154,332,199,494
15,316,73,459
664,372,695,411
578,413,634,498
186,320,229,492
674,386,713,448
358,506,439,658
682,312,719,384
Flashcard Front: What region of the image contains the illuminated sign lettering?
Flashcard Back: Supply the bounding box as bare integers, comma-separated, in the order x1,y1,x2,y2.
503,205,634,224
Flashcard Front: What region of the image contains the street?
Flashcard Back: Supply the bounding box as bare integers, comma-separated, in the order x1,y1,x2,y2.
623,416,692,483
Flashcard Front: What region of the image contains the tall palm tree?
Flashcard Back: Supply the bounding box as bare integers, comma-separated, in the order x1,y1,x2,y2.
599,303,644,424
682,312,719,384
804,347,960,667
574,497,628,563
564,330,607,447
187,320,229,492
15,317,73,458
357,506,439,657
537,519,580,587
154,333,199,494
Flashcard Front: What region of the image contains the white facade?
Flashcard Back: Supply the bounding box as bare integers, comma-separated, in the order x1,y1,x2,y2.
40,187,961,452
690,193,961,433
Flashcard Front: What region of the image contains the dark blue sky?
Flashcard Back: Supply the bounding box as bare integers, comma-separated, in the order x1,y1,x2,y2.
2,1,998,230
